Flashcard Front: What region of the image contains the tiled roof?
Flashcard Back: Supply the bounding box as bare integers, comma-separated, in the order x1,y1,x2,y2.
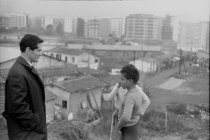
99,74,121,86
38,67,80,77
142,57,158,62
45,89,58,102
0,47,20,63
46,47,83,55
0,68,10,79
77,67,104,75
0,76,6,84
56,76,105,93
153,54,171,60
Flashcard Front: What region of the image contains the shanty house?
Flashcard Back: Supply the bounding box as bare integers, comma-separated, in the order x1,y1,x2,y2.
46,76,105,120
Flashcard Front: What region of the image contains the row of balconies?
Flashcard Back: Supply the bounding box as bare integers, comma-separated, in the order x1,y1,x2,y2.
127,24,155,27
126,36,155,39
127,20,155,23
127,32,156,36
126,29,156,32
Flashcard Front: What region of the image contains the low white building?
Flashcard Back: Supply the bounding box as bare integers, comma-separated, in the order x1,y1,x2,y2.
109,68,121,75
129,57,158,73
43,47,100,69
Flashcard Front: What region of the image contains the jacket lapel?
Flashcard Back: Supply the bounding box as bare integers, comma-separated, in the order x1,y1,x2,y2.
16,57,44,86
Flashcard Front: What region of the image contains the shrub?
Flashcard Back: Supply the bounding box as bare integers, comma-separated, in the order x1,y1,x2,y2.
47,120,89,140
167,114,185,132
166,103,187,115
186,131,198,140
188,109,201,118
141,110,186,133
194,104,209,113
141,110,165,132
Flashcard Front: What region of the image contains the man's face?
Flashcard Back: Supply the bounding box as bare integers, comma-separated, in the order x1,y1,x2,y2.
120,73,130,89
28,43,42,63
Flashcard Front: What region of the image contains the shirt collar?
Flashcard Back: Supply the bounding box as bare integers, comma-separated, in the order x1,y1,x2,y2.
124,86,138,97
26,60,32,67
20,56,32,67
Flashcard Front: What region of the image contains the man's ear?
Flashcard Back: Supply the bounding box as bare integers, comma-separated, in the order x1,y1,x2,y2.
129,79,133,84
26,47,30,55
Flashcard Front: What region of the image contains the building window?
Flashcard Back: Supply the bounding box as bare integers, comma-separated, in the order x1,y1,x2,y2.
72,57,75,63
95,59,98,63
50,53,54,57
123,52,129,56
56,54,61,60
62,100,67,109
65,56,68,62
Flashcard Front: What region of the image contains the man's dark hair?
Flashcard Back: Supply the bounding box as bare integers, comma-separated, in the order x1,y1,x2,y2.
120,64,139,84
19,34,43,52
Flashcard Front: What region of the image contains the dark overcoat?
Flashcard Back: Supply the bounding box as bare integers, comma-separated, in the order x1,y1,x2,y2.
2,56,47,140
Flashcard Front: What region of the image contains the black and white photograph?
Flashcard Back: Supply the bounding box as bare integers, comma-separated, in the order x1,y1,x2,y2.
0,0,209,140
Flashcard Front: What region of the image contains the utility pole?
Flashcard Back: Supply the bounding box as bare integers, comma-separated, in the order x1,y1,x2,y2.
141,45,143,73
179,49,187,75
179,49,182,74
134,51,136,66
87,42,91,75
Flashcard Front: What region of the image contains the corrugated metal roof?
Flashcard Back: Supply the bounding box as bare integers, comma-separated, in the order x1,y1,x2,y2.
56,76,105,93
46,47,83,55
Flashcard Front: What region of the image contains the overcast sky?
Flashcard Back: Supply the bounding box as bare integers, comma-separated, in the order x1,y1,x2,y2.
0,0,209,21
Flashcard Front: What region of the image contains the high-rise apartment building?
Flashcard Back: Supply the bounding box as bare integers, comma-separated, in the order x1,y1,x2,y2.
205,21,209,51
125,14,158,40
162,15,173,40
84,19,100,39
110,17,125,38
0,15,10,29
40,16,76,33
177,22,208,52
35,17,43,29
156,17,163,41
0,13,28,29
76,18,84,37
171,16,199,42
84,18,110,39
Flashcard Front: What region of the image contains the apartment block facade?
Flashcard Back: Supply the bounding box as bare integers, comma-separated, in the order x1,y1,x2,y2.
125,14,159,40
177,22,208,52
0,15,10,29
84,18,110,39
39,16,78,33
76,18,84,37
162,15,173,40
110,17,125,38
0,13,28,29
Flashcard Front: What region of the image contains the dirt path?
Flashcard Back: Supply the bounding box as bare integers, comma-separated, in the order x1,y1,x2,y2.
144,62,190,87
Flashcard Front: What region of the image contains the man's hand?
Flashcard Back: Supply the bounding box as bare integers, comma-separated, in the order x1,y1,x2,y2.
118,130,121,134
116,124,122,132
117,82,121,88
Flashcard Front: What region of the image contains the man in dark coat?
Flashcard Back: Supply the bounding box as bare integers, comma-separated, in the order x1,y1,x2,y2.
2,34,47,140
